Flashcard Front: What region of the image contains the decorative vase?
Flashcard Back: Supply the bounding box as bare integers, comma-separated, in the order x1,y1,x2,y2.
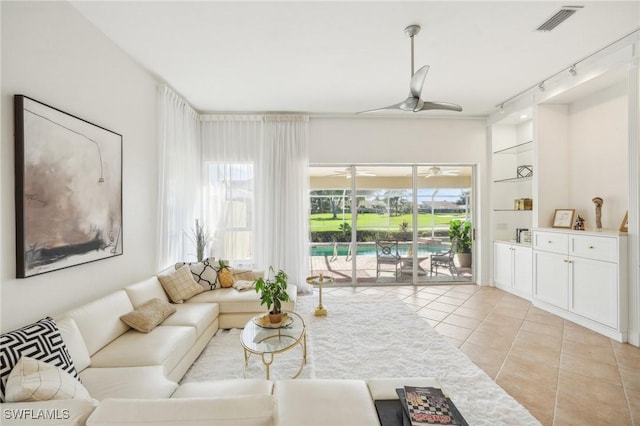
268,312,282,324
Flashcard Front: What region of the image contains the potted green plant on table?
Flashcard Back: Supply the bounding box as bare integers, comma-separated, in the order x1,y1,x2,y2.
448,219,472,268
255,267,290,323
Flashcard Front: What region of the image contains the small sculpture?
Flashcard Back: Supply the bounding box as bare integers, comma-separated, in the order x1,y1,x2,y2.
573,215,585,231
592,197,604,229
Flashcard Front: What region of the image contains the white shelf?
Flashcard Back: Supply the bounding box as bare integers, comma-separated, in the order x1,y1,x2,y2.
493,176,532,184
493,140,533,155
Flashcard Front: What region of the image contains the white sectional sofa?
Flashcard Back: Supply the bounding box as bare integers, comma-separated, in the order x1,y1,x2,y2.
0,272,437,426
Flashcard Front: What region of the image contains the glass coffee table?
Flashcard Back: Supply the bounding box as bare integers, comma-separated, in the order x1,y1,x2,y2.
240,311,306,380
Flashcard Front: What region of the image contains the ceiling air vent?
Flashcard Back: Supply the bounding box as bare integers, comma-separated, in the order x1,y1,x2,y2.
536,6,583,31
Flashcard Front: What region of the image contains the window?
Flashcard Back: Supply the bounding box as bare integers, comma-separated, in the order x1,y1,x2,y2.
205,162,254,267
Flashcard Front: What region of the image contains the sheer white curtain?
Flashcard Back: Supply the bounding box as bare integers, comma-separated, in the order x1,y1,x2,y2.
255,116,311,293
156,86,201,269
200,115,312,293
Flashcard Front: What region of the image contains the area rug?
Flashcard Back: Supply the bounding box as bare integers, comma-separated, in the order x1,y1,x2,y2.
182,293,540,425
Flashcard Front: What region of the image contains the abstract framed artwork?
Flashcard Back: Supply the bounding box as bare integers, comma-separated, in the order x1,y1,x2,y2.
14,95,123,278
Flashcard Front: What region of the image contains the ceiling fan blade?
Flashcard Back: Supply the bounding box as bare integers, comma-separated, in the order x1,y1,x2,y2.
419,101,463,112
409,65,430,98
356,101,406,114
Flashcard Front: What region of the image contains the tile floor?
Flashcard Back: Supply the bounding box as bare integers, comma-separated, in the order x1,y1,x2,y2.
323,284,640,426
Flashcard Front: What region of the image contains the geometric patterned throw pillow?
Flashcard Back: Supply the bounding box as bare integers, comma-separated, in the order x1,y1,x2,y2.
175,257,219,291
0,317,79,402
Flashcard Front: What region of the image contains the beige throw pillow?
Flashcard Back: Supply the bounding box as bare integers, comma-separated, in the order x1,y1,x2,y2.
157,265,204,303
120,298,177,333
5,356,91,402
232,269,256,281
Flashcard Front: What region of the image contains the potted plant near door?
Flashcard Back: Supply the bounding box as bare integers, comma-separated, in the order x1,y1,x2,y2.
254,267,290,323
449,219,472,268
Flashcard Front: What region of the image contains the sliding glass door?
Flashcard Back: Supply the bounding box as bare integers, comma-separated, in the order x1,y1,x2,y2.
309,165,473,285
308,170,353,285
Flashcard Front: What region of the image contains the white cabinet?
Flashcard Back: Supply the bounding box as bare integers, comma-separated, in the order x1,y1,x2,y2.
570,256,618,328
494,241,532,299
532,229,628,342
532,250,568,308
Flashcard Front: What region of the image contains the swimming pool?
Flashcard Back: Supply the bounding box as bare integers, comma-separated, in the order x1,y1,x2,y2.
310,243,445,257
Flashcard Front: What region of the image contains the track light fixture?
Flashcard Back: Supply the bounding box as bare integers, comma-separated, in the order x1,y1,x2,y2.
494,28,637,115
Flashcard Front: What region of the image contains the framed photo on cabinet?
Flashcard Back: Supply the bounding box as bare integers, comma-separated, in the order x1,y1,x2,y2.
552,209,575,229
619,211,628,232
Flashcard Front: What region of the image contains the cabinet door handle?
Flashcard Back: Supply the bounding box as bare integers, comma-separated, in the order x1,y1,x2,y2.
588,246,594,249
548,241,553,244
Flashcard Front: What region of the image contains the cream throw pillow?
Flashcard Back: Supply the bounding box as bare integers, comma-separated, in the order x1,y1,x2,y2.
120,298,177,333
157,265,204,303
5,356,91,402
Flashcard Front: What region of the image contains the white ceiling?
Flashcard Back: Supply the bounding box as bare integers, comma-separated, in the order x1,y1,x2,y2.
71,1,640,117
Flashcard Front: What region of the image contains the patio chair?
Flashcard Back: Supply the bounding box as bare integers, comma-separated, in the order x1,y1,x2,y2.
430,237,459,277
376,240,402,278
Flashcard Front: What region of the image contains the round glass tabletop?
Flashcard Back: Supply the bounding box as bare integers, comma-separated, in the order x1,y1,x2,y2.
241,311,305,354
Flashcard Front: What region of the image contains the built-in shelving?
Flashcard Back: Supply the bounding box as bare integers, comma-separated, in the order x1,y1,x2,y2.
493,140,533,155
493,176,532,184
490,112,534,243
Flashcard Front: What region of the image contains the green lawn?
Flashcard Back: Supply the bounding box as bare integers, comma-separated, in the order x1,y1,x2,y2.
309,212,466,232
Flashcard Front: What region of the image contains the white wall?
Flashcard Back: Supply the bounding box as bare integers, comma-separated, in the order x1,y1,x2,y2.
309,117,486,164
568,81,628,230
1,1,158,331
309,116,490,284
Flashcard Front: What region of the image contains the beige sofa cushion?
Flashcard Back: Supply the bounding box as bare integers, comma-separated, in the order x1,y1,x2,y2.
80,366,178,401
5,356,92,402
157,265,204,303
1,399,99,426
86,395,275,426
273,379,379,426
367,377,441,400
172,379,273,398
90,326,195,374
187,285,297,314
64,290,134,356
120,298,177,333
125,277,170,308
54,317,91,372
161,303,218,337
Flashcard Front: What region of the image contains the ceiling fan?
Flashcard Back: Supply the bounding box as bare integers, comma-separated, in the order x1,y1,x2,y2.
359,25,462,114
421,166,460,178
329,168,376,178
